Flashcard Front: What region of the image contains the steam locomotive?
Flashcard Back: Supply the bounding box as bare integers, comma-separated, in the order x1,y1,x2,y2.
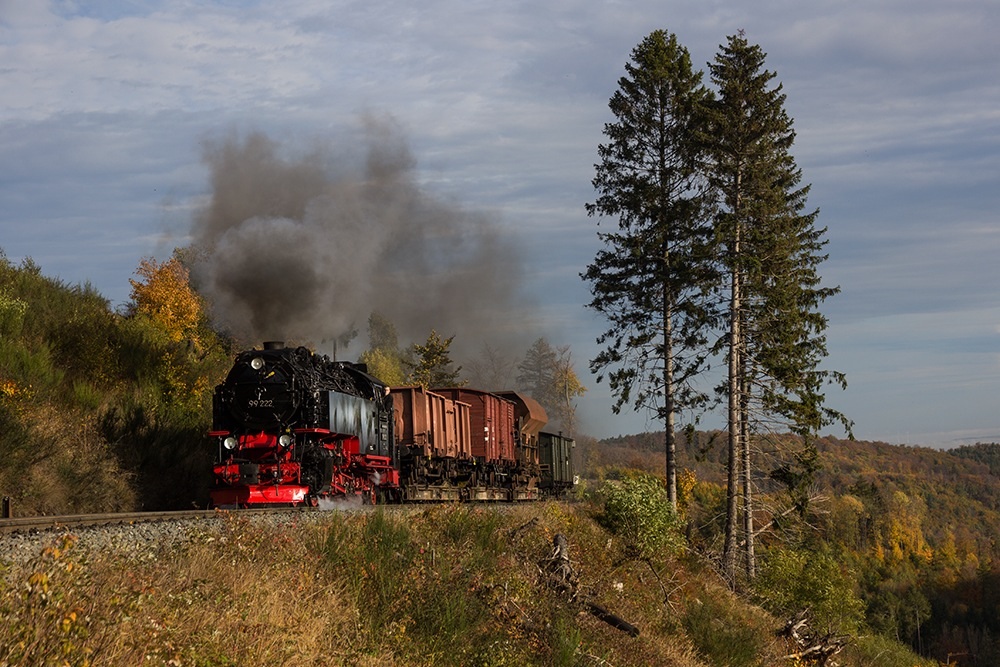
209,342,575,507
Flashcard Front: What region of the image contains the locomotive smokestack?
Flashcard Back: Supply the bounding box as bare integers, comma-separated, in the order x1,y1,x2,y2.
263,341,285,350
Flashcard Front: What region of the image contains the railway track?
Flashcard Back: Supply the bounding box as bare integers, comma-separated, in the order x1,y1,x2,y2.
0,507,316,535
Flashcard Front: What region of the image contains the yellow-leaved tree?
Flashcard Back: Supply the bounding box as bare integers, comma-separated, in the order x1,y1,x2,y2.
126,253,213,408
129,255,202,345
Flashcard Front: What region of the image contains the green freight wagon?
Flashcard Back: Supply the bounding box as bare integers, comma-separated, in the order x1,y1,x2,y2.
538,431,576,496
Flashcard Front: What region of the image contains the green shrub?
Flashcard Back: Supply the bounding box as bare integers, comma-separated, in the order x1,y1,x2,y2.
0,252,234,513
72,380,103,411
599,473,683,561
548,612,582,667
0,286,27,338
753,546,865,636
0,338,63,393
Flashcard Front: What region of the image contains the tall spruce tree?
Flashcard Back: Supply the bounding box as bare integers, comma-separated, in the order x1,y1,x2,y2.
583,30,715,505
703,32,850,582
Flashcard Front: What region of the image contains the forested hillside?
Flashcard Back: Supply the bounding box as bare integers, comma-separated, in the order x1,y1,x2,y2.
583,431,1000,663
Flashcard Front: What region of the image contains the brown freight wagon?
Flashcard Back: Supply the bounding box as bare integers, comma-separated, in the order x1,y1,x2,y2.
495,391,547,467
431,388,516,464
388,386,471,460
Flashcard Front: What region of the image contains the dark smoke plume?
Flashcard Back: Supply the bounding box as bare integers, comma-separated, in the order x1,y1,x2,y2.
189,116,532,361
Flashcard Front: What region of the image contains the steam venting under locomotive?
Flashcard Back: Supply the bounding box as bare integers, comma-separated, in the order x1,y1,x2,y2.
210,342,576,507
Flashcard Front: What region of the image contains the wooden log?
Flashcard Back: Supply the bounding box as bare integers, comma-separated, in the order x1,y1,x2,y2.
586,601,640,637
541,534,640,637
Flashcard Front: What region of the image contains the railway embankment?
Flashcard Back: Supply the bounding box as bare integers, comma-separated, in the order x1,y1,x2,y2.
1,500,931,667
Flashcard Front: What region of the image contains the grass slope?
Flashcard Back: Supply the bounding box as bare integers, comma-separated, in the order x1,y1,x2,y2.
1,502,930,667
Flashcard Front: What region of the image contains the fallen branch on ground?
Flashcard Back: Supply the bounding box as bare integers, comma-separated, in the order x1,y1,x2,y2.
539,533,640,637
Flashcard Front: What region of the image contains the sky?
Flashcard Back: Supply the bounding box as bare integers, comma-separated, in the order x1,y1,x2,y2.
1,0,999,447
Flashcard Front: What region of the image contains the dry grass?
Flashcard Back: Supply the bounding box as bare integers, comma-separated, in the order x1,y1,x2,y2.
3,402,136,516
0,503,933,667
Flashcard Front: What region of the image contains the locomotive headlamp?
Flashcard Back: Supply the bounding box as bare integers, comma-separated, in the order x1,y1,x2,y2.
223,436,238,450
250,357,265,370
279,434,293,448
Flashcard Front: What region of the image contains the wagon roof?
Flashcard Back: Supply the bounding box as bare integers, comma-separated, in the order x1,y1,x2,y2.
495,391,548,434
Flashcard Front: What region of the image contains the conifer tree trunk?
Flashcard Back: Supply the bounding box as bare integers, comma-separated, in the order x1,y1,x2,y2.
723,210,742,582
663,280,676,505
741,368,755,579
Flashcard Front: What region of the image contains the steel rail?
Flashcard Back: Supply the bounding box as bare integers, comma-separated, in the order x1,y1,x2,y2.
0,507,317,535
